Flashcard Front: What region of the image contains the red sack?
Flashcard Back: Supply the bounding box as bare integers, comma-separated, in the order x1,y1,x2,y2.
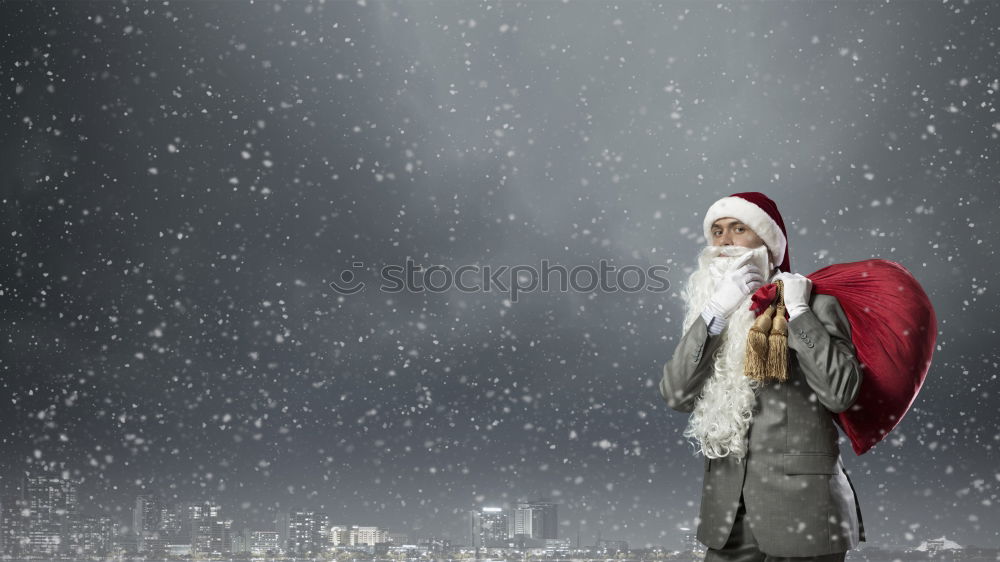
752,259,937,455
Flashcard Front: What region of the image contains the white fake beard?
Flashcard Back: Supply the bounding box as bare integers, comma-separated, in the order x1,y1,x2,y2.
679,244,778,461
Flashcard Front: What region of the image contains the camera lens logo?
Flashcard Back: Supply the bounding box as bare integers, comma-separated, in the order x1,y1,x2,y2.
329,262,366,294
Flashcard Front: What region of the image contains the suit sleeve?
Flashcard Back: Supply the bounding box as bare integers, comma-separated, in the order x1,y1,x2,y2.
787,294,863,413
659,314,727,413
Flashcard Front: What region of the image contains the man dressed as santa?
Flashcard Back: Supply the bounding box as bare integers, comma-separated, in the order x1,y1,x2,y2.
660,192,866,562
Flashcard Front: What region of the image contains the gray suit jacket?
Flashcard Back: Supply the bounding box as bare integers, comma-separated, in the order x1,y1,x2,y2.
660,293,866,557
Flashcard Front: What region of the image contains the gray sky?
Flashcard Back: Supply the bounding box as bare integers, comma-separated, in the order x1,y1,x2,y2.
1,0,998,550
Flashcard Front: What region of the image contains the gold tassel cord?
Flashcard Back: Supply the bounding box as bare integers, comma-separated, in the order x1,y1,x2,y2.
744,279,789,383
766,280,789,382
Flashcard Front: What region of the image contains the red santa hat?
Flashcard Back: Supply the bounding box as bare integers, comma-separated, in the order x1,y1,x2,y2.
702,192,790,273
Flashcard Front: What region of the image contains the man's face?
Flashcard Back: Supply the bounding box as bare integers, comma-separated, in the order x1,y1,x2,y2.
710,217,765,255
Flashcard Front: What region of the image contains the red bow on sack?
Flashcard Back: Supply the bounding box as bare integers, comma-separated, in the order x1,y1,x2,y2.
746,260,937,456
750,283,787,318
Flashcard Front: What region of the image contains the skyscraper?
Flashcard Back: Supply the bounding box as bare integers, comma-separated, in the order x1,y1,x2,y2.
133,494,162,552
1,495,30,556
512,498,558,542
23,473,80,556
470,506,509,549
275,511,290,553
288,510,329,556
530,498,558,540
189,501,230,557
69,515,115,558
158,502,185,545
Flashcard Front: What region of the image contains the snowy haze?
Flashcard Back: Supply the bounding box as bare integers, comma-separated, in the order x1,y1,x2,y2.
1,0,998,551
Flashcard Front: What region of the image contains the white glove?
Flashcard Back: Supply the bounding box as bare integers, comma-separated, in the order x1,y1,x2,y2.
703,253,765,320
776,272,812,321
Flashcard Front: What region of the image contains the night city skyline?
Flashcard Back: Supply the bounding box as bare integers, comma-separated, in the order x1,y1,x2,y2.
2,468,992,559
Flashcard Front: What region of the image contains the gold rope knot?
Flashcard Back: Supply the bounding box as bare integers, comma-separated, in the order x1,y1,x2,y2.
744,279,789,383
